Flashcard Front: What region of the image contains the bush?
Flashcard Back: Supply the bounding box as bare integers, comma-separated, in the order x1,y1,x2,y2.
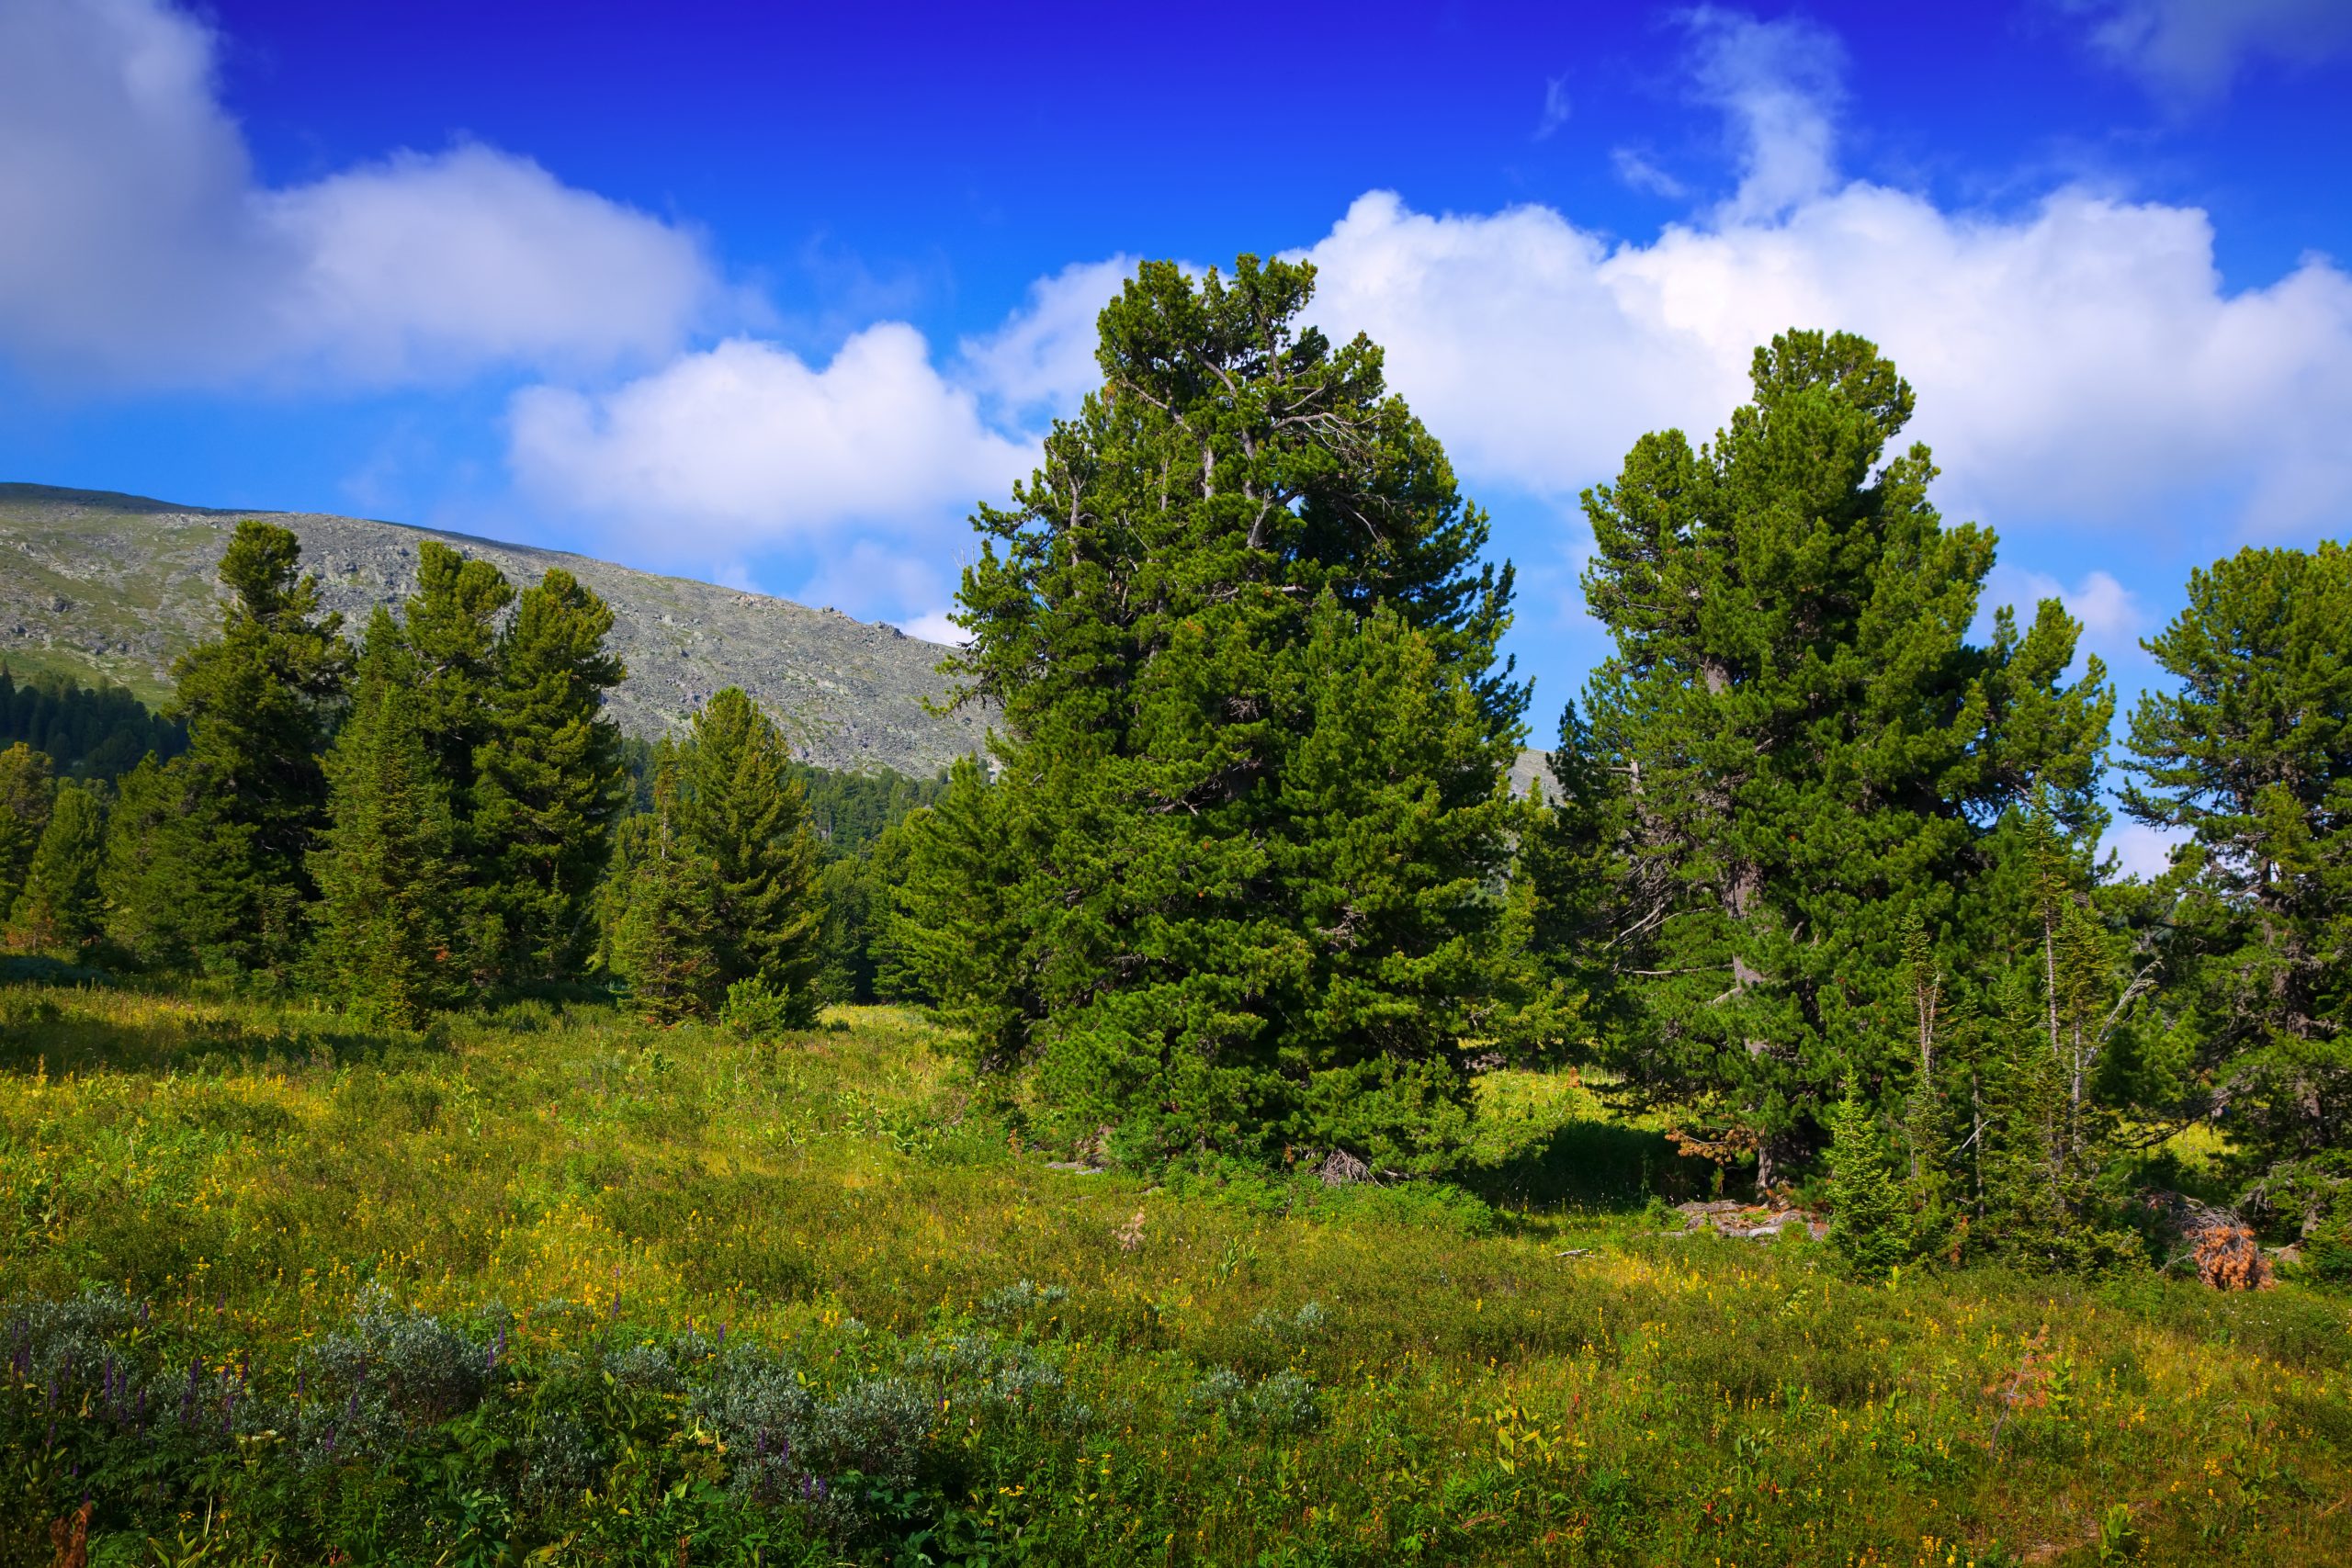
721,976,806,1041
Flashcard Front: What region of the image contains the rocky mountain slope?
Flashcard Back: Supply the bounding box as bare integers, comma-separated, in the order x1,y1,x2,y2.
0,483,990,777
3,481,1554,790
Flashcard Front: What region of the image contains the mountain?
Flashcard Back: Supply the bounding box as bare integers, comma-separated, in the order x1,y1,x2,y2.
2,481,1555,790
0,482,991,777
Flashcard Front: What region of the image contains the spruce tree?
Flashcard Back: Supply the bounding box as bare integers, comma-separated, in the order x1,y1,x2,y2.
903,256,1531,1169
0,741,55,919
473,568,628,983
677,686,821,1021
164,521,350,977
2121,542,2352,1222
309,614,463,1029
1826,1093,1915,1278
7,781,105,954
610,752,724,1021
1563,331,2111,1190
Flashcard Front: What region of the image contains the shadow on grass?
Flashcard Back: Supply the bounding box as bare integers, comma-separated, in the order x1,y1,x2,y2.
1464,1117,1718,1214
0,983,437,1077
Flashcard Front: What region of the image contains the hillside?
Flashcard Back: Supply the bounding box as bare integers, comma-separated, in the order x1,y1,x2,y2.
0,482,990,777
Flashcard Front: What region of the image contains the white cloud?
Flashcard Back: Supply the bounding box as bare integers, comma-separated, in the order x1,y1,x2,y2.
1611,147,1689,199
1982,566,2144,668
508,327,1032,555
2066,0,2352,104
897,611,970,648
2104,818,2188,880
1292,16,2352,544
1533,77,1573,141
1682,7,1845,221
956,255,1136,420
0,0,717,387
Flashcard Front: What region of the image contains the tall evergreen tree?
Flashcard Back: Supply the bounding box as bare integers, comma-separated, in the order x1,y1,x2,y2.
2121,542,2352,1223
0,741,55,918
473,568,628,983
902,255,1532,1170
1562,332,2111,1189
97,754,204,969
7,781,105,954
677,686,822,1021
397,543,514,974
164,521,350,977
309,614,464,1029
609,750,725,1021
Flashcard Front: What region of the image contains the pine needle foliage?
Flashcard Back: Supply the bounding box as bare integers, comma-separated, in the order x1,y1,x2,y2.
1826,1093,1914,1279
2122,541,2352,1222
609,750,725,1022
1561,331,2112,1189
677,687,821,1024
902,255,1536,1171
160,522,350,978
308,615,464,1030
6,780,105,954
473,569,629,984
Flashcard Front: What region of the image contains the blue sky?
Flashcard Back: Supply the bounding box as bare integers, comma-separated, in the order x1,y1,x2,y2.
4,0,2350,865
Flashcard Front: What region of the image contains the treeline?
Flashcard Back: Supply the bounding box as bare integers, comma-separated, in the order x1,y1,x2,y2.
0,664,184,779
876,256,2347,1274
0,528,934,1031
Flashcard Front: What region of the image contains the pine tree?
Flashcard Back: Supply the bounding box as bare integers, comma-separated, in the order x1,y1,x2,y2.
398,542,514,976
309,614,464,1029
164,521,350,977
473,568,628,983
905,255,1532,1169
7,781,105,954
98,754,209,970
1826,1093,1915,1278
0,741,56,918
1566,331,2111,1190
610,752,724,1022
2121,541,2352,1224
677,687,821,1022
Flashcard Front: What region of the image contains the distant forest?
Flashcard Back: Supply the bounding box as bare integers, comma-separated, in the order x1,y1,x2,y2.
0,664,185,779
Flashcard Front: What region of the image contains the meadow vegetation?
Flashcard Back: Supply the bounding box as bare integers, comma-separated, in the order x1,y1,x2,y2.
5,984,2349,1565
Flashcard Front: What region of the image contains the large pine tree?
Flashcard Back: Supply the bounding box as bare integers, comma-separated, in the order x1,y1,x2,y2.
472,568,628,982
677,686,822,1022
161,522,350,977
398,542,515,976
1562,331,2111,1190
2121,542,2352,1223
901,255,1532,1171
309,613,464,1029
608,750,726,1022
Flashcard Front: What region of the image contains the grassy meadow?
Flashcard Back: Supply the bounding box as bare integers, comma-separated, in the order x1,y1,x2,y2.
3,980,2349,1566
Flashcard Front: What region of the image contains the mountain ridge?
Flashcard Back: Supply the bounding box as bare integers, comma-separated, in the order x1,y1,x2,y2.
0,482,991,777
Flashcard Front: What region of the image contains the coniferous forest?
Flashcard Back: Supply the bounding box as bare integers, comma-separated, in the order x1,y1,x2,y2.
4,258,2350,1564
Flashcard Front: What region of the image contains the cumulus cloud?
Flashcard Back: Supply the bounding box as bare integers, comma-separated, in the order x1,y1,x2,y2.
0,0,717,387
956,255,1136,420
1294,14,2352,542
2065,0,2352,104
1982,566,2144,669
507,327,1032,556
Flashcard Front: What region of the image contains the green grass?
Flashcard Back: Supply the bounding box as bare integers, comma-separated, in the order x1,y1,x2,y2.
2,984,2347,1565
